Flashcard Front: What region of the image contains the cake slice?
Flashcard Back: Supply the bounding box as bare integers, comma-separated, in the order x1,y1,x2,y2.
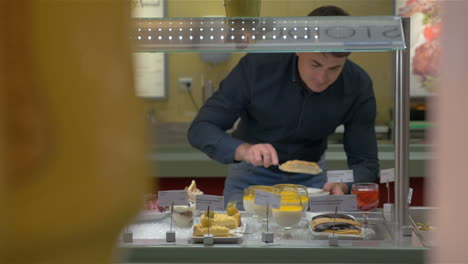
230,212,242,227
200,213,238,229
192,224,230,237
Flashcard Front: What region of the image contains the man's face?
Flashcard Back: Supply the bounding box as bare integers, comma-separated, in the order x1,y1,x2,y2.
296,52,347,93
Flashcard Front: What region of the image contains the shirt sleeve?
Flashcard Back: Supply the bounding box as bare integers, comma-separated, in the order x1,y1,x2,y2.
343,79,380,192
187,56,252,164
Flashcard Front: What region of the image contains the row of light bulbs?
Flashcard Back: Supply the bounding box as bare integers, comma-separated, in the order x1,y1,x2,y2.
137,26,318,32
135,25,319,41
136,34,319,41
141,19,313,25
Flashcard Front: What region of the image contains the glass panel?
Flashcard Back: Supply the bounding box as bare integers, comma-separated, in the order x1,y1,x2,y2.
133,16,405,52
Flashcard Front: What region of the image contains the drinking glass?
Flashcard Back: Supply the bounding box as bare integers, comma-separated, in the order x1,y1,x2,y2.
352,183,379,235
242,186,255,216
272,193,303,230
273,184,309,212
250,185,278,220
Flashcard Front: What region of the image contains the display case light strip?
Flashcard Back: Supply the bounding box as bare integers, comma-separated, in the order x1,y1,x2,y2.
132,17,405,52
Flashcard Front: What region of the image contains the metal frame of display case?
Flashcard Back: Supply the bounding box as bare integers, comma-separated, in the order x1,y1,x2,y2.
133,15,412,236
125,15,417,264
132,16,406,52
394,17,411,235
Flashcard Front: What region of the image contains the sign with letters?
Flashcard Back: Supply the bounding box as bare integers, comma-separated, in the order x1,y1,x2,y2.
309,195,357,212
254,190,281,209
380,168,395,183
327,170,354,183
157,190,188,207
195,195,224,211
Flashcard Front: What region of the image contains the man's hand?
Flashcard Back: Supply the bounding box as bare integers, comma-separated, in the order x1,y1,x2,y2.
323,182,349,195
235,143,279,167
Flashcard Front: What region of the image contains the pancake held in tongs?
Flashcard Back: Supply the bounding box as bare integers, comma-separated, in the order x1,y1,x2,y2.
279,160,323,175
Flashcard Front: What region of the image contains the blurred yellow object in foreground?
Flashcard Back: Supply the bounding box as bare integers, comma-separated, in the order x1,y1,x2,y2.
224,0,261,17
1,1,150,263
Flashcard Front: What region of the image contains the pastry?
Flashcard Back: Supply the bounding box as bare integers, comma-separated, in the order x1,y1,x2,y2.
226,201,242,227
194,203,242,237
311,213,360,225
279,160,322,175
200,213,239,229
192,224,230,237
310,214,362,235
185,180,203,203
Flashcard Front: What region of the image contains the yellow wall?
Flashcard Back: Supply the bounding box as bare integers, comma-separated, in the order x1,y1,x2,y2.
146,0,394,125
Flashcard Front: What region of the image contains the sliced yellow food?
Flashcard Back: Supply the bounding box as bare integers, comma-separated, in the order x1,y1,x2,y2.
193,224,230,237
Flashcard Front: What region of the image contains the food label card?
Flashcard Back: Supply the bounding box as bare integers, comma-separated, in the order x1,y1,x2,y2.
254,190,281,209
157,190,188,207
380,168,395,183
408,187,414,204
327,170,354,183
308,195,357,212
195,195,225,211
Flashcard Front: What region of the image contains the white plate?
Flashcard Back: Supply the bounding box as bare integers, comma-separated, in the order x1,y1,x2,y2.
306,212,364,239
307,188,330,197
135,211,169,222
190,220,246,243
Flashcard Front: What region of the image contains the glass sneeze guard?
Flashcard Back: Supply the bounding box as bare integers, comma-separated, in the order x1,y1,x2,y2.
133,16,405,52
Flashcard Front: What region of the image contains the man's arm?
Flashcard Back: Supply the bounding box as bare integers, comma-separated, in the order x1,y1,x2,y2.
342,80,380,192
187,57,251,164
188,54,281,167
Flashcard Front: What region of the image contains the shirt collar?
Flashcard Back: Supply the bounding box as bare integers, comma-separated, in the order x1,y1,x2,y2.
291,54,300,83
291,54,314,94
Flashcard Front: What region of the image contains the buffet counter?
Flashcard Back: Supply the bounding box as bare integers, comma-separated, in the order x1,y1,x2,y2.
117,210,428,264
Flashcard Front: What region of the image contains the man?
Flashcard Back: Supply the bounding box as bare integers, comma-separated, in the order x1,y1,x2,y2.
188,6,379,208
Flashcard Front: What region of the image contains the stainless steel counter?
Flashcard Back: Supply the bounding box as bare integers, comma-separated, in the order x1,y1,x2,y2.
117,210,427,264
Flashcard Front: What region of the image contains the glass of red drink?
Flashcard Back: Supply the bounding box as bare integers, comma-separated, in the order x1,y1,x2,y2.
352,183,379,233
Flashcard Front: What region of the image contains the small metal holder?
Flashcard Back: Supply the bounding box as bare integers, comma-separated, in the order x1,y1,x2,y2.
123,226,133,243
262,232,274,243
166,231,176,242
383,203,394,221
328,234,339,246
123,233,133,243
203,206,215,245
382,180,394,221
261,203,274,243
203,234,214,245
328,206,339,246
166,202,176,242
402,225,413,236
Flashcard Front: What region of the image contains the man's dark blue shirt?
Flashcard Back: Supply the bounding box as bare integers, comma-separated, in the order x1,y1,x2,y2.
188,53,379,184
